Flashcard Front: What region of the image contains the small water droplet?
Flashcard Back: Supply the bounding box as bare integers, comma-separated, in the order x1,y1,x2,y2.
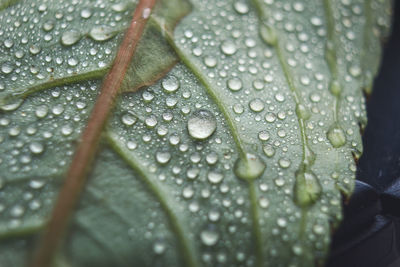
153,241,166,255
200,229,219,246
187,110,217,140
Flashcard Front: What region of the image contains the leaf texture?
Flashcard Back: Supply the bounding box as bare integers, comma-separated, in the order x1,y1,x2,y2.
0,0,392,266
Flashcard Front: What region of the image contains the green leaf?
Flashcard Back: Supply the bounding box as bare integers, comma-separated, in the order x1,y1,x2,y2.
0,0,392,266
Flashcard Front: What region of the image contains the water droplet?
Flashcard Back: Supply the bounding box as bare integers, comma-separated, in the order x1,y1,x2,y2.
1,62,13,74
29,179,45,189
295,104,311,120
260,23,277,46
145,115,158,128
162,76,180,92
327,125,346,148
329,80,342,96
61,30,81,46
182,186,194,199
187,110,217,140
293,166,322,207
121,112,137,126
80,9,92,19
200,229,219,246
155,151,171,164
153,241,166,255
1,99,23,111
278,158,291,168
208,171,224,184
204,56,217,67
220,40,237,55
249,98,264,112
258,130,270,141
265,112,276,123
313,224,324,235
89,26,116,41
112,2,128,12
29,142,44,154
234,153,265,181
233,2,249,14
263,145,275,157
227,78,243,91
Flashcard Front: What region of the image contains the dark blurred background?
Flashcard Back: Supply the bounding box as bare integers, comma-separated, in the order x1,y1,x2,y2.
327,1,400,267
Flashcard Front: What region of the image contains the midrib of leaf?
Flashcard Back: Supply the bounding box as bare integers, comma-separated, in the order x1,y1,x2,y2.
29,1,157,266
106,132,199,267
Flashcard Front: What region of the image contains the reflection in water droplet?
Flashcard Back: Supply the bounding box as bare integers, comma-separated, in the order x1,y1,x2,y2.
187,109,216,140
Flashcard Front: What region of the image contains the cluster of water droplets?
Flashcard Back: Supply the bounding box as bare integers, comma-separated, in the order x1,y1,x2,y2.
0,0,136,108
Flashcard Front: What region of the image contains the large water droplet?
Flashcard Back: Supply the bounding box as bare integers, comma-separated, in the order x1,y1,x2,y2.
227,78,243,91
155,151,171,164
89,26,116,41
121,112,137,126
162,76,180,92
234,153,265,181
260,23,277,46
187,110,217,140
208,171,224,184
61,30,81,46
233,2,249,14
220,40,237,55
327,125,346,148
293,166,322,207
